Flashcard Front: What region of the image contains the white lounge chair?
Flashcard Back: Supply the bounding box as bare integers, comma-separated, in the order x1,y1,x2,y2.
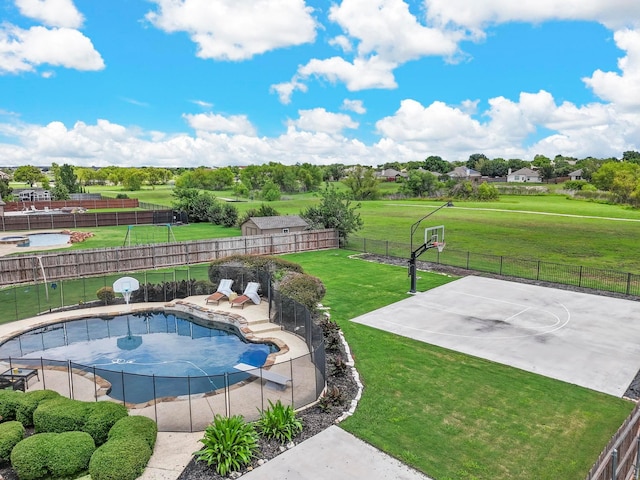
230,282,261,308
205,279,234,305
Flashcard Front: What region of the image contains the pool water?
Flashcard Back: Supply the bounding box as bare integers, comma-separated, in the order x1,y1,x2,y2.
17,233,70,247
0,311,277,403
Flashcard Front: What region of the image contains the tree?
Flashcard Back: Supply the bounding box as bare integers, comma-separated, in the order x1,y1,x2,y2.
13,165,44,187
122,169,145,191
400,170,439,198
424,156,449,174
55,164,80,194
622,151,640,164
261,181,281,201
145,167,172,189
0,178,12,201
342,166,380,200
300,183,363,246
466,153,488,170
172,188,217,222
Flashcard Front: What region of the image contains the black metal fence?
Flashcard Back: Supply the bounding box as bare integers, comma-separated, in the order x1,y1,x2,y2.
344,237,640,297
0,266,326,432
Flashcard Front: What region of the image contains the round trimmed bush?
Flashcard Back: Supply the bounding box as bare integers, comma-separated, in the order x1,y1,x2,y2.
0,421,24,461
89,436,152,480
11,431,95,480
0,389,24,421
33,397,88,434
108,415,157,449
84,402,128,445
96,286,115,305
15,390,61,426
10,433,49,480
277,271,326,311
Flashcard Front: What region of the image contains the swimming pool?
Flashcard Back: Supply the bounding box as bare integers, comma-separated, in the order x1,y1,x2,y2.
17,233,70,247
0,311,278,403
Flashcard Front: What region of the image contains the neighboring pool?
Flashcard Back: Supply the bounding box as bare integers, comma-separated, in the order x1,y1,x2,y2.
17,233,70,247
0,311,278,403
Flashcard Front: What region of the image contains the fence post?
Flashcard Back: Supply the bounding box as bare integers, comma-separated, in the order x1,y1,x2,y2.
627,273,632,296
386,241,389,257
499,256,503,276
466,251,470,270
363,238,366,252
536,261,541,281
579,265,583,287
612,448,618,480
635,437,640,480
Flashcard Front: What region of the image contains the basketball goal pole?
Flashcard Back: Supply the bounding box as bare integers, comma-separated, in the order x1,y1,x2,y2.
408,201,453,294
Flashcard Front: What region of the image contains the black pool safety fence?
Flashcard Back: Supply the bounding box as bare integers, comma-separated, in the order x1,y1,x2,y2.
344,237,640,298
0,266,327,432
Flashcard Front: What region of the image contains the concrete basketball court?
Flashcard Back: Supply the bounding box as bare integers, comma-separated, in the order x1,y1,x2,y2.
351,276,640,397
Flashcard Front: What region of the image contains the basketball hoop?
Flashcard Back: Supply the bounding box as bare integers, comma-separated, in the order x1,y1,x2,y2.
113,276,140,306
433,241,446,253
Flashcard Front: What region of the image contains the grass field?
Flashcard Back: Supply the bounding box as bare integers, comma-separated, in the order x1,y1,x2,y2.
57,184,640,272
285,250,634,480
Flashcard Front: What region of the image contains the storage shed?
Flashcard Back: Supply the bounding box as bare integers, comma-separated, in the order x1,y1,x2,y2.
241,215,309,236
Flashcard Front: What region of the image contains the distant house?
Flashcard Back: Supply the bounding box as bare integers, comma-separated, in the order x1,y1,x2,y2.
241,215,309,236
447,166,482,181
507,168,541,183
16,189,51,201
376,168,407,182
568,169,583,181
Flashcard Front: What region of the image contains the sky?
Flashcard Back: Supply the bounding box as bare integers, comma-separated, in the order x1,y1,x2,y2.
1,0,640,168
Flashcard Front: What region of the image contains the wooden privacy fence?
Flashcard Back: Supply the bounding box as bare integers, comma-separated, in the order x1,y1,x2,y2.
585,402,640,480
0,229,338,286
3,199,139,212
0,210,175,231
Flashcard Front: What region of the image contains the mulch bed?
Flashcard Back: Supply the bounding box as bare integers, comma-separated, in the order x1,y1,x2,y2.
177,328,359,479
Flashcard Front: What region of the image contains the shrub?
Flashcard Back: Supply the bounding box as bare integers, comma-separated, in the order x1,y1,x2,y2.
108,415,158,449
96,286,115,305
15,389,61,426
277,271,326,311
89,436,152,480
33,398,88,435
317,386,345,412
11,431,95,480
193,279,215,295
115,193,129,199
83,402,129,445
207,254,305,294
194,414,258,476
0,421,24,461
329,356,349,376
563,179,589,191
47,431,95,478
256,400,303,443
0,389,24,421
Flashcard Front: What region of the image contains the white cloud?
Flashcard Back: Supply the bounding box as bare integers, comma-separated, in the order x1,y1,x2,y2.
272,0,463,102
288,108,358,134
341,99,366,114
146,0,317,61
583,29,640,109
270,79,307,105
3,90,640,168
183,112,257,135
191,99,213,108
15,0,84,28
298,55,398,91
329,0,460,62
425,0,640,31
0,25,104,73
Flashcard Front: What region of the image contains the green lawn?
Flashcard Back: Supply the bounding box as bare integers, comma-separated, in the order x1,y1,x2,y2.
285,249,633,480
80,186,640,271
